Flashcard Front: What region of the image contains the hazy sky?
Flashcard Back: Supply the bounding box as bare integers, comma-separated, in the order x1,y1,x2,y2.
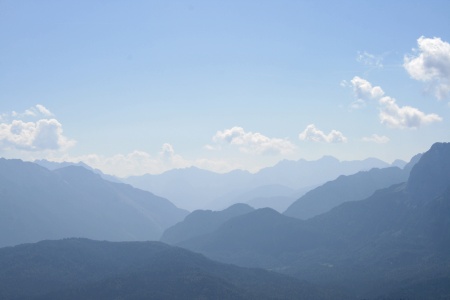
1,0,450,177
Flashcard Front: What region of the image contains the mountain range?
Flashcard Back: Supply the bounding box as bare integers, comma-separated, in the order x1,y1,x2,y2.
284,153,421,219
2,142,449,299
124,156,391,211
0,238,340,300
162,143,450,299
0,159,188,248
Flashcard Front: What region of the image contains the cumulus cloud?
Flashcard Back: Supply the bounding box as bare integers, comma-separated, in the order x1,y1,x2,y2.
159,143,175,161
299,124,347,143
0,119,75,151
351,76,385,103
212,126,295,155
404,36,450,100
362,134,390,144
378,96,442,129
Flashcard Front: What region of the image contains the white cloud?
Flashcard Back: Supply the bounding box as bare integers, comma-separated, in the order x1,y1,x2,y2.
299,124,348,143
404,36,450,100
159,143,175,161
351,76,385,102
7,104,54,120
212,126,295,155
35,104,53,116
362,134,390,144
378,96,442,129
0,119,75,151
356,51,383,68
348,77,442,129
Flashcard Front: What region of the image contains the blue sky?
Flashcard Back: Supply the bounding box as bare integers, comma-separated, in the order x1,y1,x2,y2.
1,0,450,176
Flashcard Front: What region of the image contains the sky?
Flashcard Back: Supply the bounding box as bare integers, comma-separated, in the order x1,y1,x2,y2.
1,0,450,177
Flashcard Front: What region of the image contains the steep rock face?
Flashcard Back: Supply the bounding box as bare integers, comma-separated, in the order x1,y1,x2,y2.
161,203,254,244
406,142,450,202
0,160,188,247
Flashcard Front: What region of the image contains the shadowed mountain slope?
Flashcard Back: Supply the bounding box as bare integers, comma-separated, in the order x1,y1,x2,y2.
0,238,337,300
284,154,421,220
174,143,450,299
284,166,408,219
161,203,254,245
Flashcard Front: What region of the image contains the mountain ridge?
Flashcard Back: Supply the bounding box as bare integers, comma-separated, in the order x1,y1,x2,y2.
0,160,188,248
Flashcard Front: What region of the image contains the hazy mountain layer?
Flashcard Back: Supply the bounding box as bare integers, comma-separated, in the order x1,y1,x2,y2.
124,156,390,210
34,159,122,183
0,160,188,247
161,203,255,245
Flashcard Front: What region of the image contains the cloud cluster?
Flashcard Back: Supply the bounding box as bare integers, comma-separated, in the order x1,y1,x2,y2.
349,76,441,129
0,118,75,151
299,124,347,143
404,36,450,100
212,126,295,155
362,134,390,144
58,143,238,177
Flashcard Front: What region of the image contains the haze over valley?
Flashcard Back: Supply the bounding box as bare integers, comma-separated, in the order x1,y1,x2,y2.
1,1,450,299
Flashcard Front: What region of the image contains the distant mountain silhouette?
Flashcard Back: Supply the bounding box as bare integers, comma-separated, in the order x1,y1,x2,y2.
247,195,296,212
124,157,390,210
178,208,340,269
391,158,407,168
35,159,122,183
212,184,306,212
173,143,450,299
161,203,255,245
284,154,421,220
0,160,188,247
0,238,337,300
284,167,408,219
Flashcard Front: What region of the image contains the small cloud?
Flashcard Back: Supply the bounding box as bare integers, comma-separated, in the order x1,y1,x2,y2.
211,126,295,155
349,99,366,110
4,104,54,121
204,144,219,151
340,80,349,87
159,143,175,160
404,36,450,100
356,51,383,68
299,124,347,143
378,96,442,129
362,134,390,144
36,104,54,117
